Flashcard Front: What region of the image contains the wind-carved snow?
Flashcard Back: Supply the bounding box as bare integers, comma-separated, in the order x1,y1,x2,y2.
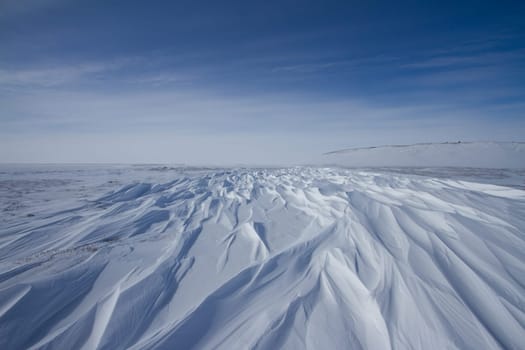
0,167,524,349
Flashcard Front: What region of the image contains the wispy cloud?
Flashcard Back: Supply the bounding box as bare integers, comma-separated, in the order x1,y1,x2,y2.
271,61,350,73
0,56,199,89
402,49,525,69
0,60,128,87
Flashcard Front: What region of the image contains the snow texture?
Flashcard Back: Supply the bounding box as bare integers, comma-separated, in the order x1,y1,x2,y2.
1,164,525,349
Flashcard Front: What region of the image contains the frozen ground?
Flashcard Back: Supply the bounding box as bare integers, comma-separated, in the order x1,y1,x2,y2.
1,164,525,349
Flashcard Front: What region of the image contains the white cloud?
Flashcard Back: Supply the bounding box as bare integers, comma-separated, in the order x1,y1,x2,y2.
0,63,115,87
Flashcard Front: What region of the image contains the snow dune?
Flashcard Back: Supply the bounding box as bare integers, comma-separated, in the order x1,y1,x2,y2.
0,167,524,349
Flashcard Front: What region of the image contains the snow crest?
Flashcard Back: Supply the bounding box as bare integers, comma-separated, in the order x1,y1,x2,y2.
1,168,524,349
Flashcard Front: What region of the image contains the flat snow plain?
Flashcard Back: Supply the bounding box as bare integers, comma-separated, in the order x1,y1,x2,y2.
1,164,524,349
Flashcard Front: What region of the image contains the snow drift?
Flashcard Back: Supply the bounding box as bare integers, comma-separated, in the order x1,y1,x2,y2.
319,141,525,168
1,166,525,349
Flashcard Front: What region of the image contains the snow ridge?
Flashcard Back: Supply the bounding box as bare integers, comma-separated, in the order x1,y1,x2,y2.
1,168,524,349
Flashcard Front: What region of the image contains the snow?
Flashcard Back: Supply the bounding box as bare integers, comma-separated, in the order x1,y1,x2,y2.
0,164,524,349
317,141,525,168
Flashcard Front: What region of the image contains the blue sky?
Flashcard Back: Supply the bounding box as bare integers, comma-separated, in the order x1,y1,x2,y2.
1,0,524,164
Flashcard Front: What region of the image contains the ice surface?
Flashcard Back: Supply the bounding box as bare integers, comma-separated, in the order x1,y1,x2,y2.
1,165,524,349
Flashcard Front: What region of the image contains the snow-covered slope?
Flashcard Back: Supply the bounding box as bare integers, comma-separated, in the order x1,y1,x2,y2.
1,166,524,349
318,141,525,168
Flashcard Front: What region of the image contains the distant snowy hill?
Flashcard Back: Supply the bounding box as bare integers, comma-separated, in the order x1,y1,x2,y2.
318,141,525,168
